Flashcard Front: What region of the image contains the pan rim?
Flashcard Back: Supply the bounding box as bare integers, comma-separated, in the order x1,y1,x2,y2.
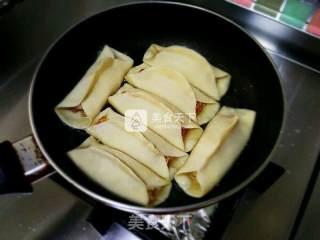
28,1,287,214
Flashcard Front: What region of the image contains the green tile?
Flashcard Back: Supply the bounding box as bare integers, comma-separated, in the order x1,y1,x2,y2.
280,0,313,28
254,0,284,17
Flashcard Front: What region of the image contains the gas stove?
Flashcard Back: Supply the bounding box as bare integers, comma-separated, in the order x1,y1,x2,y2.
1,1,320,239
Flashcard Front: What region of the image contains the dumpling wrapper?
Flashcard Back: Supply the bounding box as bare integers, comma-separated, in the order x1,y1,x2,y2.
113,83,204,146
86,108,170,180
166,155,188,180
109,84,203,152
196,101,220,125
68,146,148,205
125,63,220,125
55,45,133,129
141,126,187,158
71,137,171,206
96,102,186,157
126,64,197,120
91,108,188,179
69,137,171,206
143,44,230,101
213,66,231,98
115,84,204,152
175,106,256,198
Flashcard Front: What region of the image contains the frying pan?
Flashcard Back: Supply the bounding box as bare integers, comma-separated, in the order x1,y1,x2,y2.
0,2,284,214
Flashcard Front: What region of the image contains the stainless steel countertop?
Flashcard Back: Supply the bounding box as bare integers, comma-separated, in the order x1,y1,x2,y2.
1,0,320,239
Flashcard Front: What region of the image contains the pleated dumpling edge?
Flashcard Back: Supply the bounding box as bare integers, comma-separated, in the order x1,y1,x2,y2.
175,106,256,198
55,45,133,129
68,137,172,206
143,44,230,101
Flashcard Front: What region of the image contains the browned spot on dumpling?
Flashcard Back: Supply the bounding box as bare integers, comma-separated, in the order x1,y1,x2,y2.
181,127,189,140
188,172,197,182
195,101,205,114
148,188,159,204
95,116,108,125
66,105,86,117
165,156,176,165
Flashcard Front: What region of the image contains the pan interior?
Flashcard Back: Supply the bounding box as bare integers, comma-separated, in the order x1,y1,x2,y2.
31,3,284,210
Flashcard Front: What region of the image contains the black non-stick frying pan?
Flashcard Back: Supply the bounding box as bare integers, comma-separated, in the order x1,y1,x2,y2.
0,2,284,213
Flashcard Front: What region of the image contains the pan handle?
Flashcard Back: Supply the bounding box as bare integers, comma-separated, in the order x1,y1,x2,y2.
0,136,54,194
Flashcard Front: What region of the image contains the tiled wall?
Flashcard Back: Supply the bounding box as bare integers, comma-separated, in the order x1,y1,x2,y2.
228,0,320,38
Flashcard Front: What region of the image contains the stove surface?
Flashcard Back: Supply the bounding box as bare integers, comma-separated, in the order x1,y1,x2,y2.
0,1,320,240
